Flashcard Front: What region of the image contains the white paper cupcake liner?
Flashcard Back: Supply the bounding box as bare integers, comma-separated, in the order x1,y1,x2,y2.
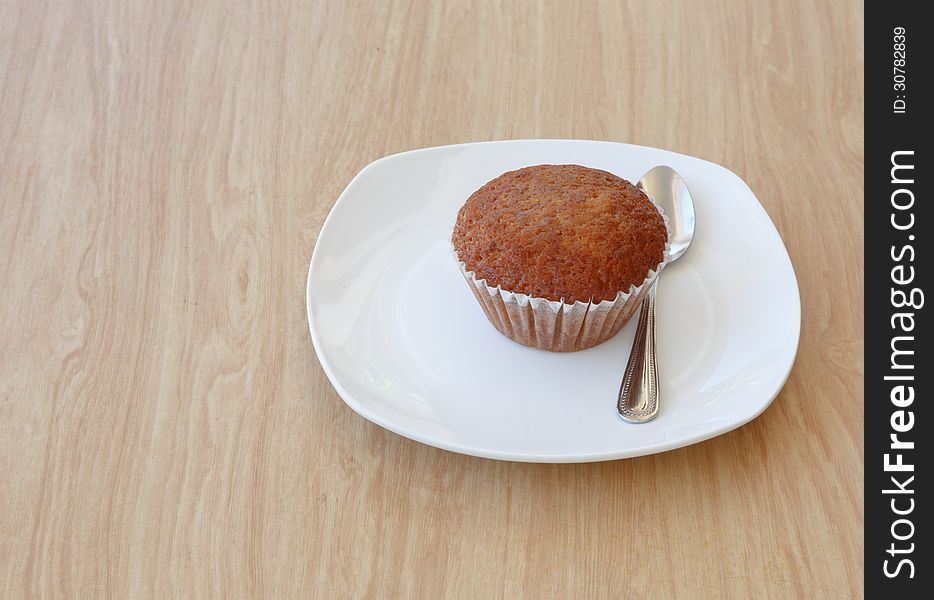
454,200,670,352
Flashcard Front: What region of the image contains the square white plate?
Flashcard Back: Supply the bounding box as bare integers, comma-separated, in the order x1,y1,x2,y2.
307,140,800,462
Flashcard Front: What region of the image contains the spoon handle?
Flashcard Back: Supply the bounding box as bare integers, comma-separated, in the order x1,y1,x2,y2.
618,281,659,423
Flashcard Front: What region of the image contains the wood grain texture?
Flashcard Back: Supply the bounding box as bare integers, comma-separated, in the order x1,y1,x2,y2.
1,0,863,597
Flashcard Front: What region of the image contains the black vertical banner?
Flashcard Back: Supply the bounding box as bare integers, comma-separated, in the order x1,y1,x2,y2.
865,2,930,597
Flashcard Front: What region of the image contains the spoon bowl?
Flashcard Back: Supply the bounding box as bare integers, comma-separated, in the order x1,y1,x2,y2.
637,165,696,262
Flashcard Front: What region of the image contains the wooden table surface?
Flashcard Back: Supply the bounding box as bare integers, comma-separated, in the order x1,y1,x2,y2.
1,0,863,597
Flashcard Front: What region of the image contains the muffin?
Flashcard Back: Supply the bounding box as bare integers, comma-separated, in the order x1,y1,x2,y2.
452,164,668,352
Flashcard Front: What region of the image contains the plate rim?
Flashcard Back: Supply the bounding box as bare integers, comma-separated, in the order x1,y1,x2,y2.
306,139,802,462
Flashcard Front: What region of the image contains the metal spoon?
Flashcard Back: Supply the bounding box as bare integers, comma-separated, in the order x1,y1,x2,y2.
618,166,696,423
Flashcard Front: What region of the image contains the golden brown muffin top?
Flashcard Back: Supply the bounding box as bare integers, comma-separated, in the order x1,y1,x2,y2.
452,164,667,304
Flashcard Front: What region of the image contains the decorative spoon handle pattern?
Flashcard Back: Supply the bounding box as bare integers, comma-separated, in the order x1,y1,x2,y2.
618,282,659,423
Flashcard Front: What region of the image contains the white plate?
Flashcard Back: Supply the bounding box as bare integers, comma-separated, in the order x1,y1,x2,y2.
307,140,800,462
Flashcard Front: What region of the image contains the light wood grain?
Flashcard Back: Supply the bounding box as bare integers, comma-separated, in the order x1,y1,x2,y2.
1,0,863,597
